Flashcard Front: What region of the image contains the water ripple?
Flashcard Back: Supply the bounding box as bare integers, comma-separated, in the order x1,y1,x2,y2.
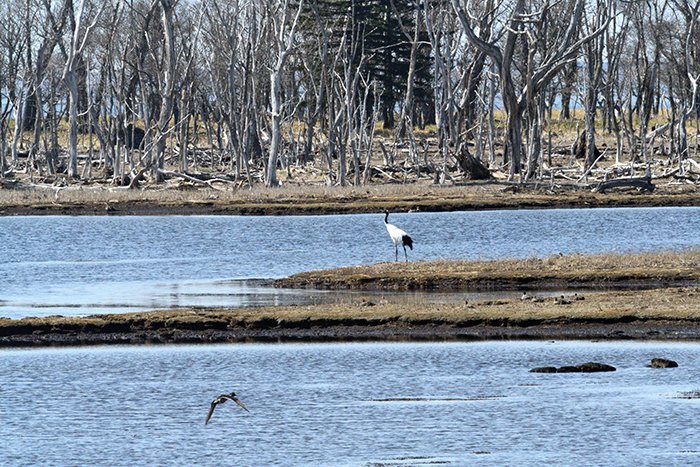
3,341,700,465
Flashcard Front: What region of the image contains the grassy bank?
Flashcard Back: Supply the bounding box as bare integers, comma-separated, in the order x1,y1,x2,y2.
1,287,700,346
275,251,700,291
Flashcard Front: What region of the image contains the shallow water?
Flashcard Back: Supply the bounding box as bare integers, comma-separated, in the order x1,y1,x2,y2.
2,341,700,466
1,206,698,317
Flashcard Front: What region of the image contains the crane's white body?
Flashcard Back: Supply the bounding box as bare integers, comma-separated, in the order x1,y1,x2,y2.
384,211,413,262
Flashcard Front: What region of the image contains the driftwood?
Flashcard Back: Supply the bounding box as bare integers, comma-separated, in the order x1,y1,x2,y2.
576,149,608,182
371,166,401,182
156,169,238,189
593,176,655,193
0,177,18,188
685,159,700,173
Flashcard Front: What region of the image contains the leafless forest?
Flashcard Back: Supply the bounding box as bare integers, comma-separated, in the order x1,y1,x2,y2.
1,0,700,190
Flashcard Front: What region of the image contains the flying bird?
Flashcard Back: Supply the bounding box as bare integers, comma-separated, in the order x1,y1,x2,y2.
205,392,249,425
384,210,413,262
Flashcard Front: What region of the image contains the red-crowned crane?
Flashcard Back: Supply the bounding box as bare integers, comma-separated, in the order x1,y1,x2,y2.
384,210,413,262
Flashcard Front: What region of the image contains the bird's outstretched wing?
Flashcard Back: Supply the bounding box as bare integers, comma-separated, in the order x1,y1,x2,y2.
204,400,218,425
233,397,250,412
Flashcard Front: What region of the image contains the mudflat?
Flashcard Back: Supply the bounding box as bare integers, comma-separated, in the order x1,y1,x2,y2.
0,182,698,216
2,251,698,347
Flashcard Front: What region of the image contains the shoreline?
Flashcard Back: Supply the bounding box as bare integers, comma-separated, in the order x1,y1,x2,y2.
2,286,699,348
3,313,700,348
3,196,699,217
1,182,698,216
4,322,700,348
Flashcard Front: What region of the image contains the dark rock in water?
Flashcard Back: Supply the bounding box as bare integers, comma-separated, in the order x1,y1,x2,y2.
648,358,678,368
577,362,616,372
557,365,583,373
530,362,616,373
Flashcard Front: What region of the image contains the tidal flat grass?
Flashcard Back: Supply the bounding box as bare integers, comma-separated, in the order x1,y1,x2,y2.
276,250,700,290
2,287,700,339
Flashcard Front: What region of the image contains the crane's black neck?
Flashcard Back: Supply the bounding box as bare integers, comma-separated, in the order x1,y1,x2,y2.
384,211,389,224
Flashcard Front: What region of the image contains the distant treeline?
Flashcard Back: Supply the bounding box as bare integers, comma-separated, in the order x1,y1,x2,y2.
0,0,698,186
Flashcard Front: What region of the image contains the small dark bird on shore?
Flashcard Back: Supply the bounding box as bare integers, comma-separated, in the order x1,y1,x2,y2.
205,392,249,425
554,295,572,305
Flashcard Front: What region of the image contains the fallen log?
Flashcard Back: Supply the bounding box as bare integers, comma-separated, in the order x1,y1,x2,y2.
593,176,655,193
156,169,237,189
577,149,608,182
0,177,18,188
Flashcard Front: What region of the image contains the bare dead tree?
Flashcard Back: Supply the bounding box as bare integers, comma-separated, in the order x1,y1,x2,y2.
451,0,609,180
298,1,331,166
582,0,608,172
172,3,202,174
201,0,249,181
0,0,28,177
265,0,304,187
152,0,177,182
603,0,631,165
668,0,700,174
63,0,104,179
423,0,462,182
391,0,420,142
20,1,70,176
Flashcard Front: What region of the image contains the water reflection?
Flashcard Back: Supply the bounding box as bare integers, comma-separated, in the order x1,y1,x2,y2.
0,278,536,319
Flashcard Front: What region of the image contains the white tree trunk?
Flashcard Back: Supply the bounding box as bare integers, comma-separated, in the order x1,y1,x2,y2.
265,0,304,187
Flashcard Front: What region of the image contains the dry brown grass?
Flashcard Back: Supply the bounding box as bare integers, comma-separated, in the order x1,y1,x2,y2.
1,177,698,216
6,108,699,150
2,287,699,333
277,250,700,290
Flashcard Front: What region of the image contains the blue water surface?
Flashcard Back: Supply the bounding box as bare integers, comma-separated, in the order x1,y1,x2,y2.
0,207,698,317
2,341,700,466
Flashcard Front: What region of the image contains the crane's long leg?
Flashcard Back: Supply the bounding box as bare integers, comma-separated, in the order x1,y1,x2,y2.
403,244,408,262
395,244,399,261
